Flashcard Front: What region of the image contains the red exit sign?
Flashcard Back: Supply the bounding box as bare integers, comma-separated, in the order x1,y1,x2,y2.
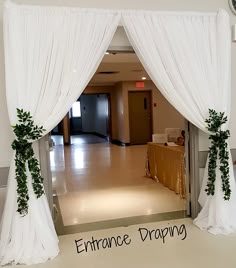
136,81,145,88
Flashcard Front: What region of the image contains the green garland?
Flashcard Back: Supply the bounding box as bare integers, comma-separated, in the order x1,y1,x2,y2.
205,109,231,200
12,109,45,216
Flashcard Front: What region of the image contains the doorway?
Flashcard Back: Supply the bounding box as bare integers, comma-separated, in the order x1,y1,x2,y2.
40,50,191,235
51,93,112,145
79,93,111,141
128,91,152,145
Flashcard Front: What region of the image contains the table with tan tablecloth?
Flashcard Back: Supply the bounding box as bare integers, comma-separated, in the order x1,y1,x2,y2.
146,142,186,198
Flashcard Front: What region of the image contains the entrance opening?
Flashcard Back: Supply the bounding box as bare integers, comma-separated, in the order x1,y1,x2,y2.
49,46,189,235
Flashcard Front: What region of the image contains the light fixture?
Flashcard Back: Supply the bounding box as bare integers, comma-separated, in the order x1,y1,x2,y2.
141,76,147,80
105,52,110,55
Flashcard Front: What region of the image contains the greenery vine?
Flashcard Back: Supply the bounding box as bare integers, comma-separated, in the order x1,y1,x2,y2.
12,109,45,216
205,109,231,200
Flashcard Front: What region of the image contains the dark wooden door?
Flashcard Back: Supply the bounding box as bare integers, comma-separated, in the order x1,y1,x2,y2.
128,91,152,144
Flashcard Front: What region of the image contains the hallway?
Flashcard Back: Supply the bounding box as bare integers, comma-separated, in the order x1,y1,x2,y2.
51,135,186,234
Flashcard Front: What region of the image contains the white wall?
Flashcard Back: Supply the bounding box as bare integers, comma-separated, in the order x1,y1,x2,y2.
1,0,236,166
13,0,233,11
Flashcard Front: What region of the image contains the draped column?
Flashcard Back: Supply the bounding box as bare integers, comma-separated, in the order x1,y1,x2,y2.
122,9,236,234
0,1,120,265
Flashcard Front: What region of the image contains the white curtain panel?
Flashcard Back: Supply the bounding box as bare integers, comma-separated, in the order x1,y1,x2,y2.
0,1,120,265
122,10,236,234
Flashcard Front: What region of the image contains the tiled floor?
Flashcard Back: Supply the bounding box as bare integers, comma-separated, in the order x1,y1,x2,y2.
7,218,236,268
51,135,186,229
2,136,236,267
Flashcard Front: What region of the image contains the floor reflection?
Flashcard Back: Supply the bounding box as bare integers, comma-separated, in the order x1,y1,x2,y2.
50,134,186,226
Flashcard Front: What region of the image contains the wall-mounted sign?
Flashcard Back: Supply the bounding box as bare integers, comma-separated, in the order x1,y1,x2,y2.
136,81,145,88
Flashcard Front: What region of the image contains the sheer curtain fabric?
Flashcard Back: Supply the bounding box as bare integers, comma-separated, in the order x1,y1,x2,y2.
122,10,236,234
0,1,120,265
1,1,235,266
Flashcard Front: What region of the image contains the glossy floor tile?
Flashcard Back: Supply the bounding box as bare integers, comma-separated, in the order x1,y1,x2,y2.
7,218,236,268
51,135,186,226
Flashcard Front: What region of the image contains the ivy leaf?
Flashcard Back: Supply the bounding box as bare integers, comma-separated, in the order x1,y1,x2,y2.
12,108,45,216
205,109,231,200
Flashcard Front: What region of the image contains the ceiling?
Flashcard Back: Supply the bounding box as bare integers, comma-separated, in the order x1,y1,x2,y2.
88,52,151,86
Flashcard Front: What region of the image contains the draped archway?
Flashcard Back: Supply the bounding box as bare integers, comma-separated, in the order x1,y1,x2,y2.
1,0,234,265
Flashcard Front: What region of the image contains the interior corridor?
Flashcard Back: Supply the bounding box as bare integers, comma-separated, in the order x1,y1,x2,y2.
51,134,186,234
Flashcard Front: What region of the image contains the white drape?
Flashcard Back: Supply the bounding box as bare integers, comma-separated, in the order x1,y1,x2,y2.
0,1,120,265
1,1,235,265
122,10,236,234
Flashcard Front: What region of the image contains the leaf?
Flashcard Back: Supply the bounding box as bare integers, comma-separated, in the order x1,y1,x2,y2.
205,109,231,200
12,108,45,216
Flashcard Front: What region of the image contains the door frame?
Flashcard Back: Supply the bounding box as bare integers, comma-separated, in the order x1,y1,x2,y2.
188,123,201,218
39,52,201,220
39,116,201,220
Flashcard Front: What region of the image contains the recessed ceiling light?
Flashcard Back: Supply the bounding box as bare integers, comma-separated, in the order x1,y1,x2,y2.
142,76,147,80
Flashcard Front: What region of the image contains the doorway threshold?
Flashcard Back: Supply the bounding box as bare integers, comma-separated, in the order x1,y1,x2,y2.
53,196,188,236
